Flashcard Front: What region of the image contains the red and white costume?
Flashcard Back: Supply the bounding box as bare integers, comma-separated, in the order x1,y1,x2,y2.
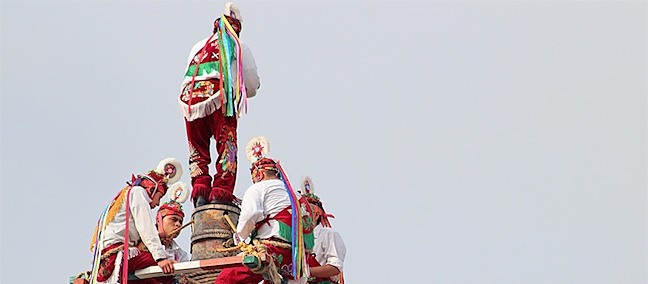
300,177,346,284
96,187,171,284
156,201,191,262
215,179,309,284
88,158,184,284
179,3,260,205
215,139,314,284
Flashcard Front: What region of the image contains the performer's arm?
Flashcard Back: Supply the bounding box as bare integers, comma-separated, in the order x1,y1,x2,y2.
310,229,347,278
236,185,264,239
310,265,341,278
129,187,167,261
241,43,260,98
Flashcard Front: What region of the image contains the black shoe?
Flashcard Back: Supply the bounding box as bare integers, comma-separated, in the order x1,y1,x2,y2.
194,196,207,207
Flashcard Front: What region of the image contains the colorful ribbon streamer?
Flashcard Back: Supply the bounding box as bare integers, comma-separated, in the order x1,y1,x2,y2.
276,162,307,278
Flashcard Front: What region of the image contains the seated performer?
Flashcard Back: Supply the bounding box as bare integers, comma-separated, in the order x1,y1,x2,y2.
155,189,191,263
84,158,185,284
300,177,347,284
214,137,313,284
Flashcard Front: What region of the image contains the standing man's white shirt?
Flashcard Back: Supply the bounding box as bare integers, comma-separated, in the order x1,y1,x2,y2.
179,37,261,121
181,38,260,98
312,224,347,282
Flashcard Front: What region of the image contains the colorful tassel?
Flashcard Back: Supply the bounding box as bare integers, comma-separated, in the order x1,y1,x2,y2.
89,205,110,284
88,186,132,284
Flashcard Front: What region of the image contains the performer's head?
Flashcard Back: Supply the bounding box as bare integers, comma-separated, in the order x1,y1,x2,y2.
303,193,326,225
156,201,184,241
250,157,280,183
301,177,333,227
213,2,242,35
131,158,184,209
139,171,169,208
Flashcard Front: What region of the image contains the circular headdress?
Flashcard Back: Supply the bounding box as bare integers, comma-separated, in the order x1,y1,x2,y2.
168,181,189,204
300,176,321,207
156,158,183,184
245,136,270,164
157,182,188,226
132,158,184,199
302,176,315,194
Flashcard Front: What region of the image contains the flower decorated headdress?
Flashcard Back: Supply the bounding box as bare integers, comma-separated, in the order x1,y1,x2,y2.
158,181,189,220
245,136,278,176
129,158,184,199
156,181,189,238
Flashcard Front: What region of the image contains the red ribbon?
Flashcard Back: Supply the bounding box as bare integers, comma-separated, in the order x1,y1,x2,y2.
121,187,132,284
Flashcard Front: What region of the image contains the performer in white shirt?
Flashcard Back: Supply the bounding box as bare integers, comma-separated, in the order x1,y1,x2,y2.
84,158,184,284
155,200,190,263
179,1,261,207
214,137,313,284
301,177,347,284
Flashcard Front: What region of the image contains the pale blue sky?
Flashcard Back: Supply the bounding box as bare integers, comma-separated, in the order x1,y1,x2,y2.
1,1,646,283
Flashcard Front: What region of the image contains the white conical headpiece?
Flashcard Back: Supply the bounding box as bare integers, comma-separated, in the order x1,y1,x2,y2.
223,2,242,22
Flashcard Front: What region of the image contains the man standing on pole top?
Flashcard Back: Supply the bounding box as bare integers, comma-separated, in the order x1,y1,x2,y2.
179,2,261,207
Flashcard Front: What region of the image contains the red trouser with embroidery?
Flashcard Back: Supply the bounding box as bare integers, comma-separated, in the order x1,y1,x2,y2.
185,111,238,204
214,242,295,284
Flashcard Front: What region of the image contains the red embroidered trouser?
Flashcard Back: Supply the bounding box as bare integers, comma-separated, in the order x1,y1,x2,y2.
185,111,238,203
214,243,294,284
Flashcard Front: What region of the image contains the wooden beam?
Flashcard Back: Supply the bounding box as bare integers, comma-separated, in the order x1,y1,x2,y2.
128,253,268,280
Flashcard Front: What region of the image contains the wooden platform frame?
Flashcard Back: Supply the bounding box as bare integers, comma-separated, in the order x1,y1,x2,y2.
128,253,268,280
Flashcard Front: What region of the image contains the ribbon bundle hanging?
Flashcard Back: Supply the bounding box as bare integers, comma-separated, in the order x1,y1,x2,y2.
276,162,307,279
217,15,247,117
